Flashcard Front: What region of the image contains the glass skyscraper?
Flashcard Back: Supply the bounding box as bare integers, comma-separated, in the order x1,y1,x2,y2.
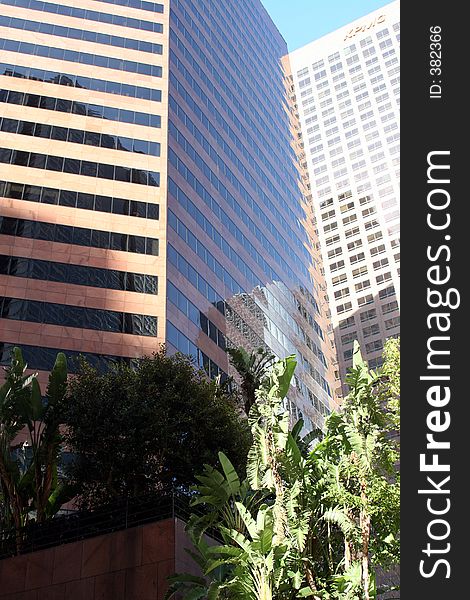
0,0,337,430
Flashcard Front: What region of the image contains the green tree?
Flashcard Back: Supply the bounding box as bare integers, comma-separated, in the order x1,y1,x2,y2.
0,348,72,546
64,349,251,509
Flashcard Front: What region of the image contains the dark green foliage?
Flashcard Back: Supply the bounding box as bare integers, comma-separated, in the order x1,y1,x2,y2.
0,348,74,539
227,347,275,415
64,349,251,509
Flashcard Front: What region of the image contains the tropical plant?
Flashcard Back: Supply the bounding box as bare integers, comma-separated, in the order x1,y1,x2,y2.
166,343,399,600
166,355,324,599
0,347,72,546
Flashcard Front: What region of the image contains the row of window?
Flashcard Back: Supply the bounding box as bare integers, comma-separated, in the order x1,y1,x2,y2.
0,342,132,373
0,38,162,78
167,281,226,351
0,88,162,128
1,0,163,33
0,15,163,54
0,181,159,220
1,63,162,102
166,321,226,381
0,296,157,336
0,148,160,187
0,117,161,157
0,254,158,294
94,0,164,13
0,217,159,256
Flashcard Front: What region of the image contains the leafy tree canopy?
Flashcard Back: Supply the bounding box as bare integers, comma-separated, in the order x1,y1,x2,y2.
64,349,251,509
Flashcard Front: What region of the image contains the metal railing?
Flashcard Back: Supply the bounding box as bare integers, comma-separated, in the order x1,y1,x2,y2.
0,492,199,560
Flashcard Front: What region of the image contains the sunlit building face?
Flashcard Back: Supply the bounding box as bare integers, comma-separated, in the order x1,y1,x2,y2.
288,1,400,394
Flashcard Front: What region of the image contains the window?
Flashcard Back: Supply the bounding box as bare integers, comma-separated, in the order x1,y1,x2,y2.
360,308,377,322
382,300,399,314
337,301,353,314
341,332,355,345
330,260,345,273
363,323,380,338
353,266,368,279
326,234,340,246
340,201,354,213
366,340,383,354
339,316,355,329
347,239,362,251
350,252,365,265
355,279,370,292
373,258,389,271
342,214,357,226
370,244,386,257
324,222,338,234
328,247,343,259
334,287,350,300
358,294,373,306
385,316,400,330
345,226,360,239
332,273,348,286
376,272,392,285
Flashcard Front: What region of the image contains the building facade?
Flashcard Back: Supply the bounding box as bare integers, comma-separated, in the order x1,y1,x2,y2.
288,1,400,394
0,0,337,430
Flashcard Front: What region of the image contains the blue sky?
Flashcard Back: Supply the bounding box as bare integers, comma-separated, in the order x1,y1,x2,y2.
261,0,393,51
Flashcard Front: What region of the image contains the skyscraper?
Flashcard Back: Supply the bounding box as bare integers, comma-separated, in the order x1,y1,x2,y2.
0,0,337,430
287,1,400,394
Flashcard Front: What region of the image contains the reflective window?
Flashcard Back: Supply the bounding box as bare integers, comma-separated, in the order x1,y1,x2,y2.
0,148,160,187
0,342,132,373
0,297,157,336
0,217,159,256
0,117,161,157
167,282,226,350
94,0,164,13
2,255,155,294
0,15,163,54
0,39,163,78
0,63,162,103
0,0,163,33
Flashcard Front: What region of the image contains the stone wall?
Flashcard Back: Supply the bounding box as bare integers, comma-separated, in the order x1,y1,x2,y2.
0,518,190,599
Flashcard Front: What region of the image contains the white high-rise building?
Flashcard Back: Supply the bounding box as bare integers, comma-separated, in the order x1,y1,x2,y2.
288,1,400,394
